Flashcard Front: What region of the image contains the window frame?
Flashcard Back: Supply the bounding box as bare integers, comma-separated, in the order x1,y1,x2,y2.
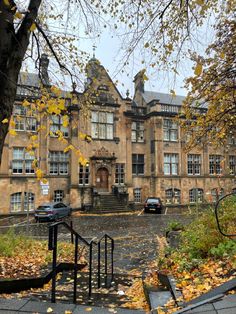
209,155,222,175
163,119,178,142
132,154,144,175
49,151,69,176
54,190,64,202
13,104,37,132
91,111,114,140
187,154,201,175
133,188,141,203
131,121,144,143
12,147,35,174
115,163,125,184
79,164,90,185
189,188,204,203
50,115,69,138
164,153,179,175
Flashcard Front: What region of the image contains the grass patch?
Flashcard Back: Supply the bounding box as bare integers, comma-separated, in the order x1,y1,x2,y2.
0,228,86,279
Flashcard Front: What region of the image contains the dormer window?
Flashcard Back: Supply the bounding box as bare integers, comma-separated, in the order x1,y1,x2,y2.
98,84,109,91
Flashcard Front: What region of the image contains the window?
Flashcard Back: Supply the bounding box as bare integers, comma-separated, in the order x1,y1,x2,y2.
12,148,35,174
49,151,69,175
211,188,224,202
91,111,114,139
79,164,90,185
209,155,222,175
229,156,236,174
131,121,144,142
134,188,141,203
132,154,144,175
50,115,69,137
13,104,37,132
187,154,201,175
165,189,181,204
163,119,178,141
189,188,204,203
115,164,125,184
164,154,178,175
161,105,180,113
54,190,64,202
10,192,22,212
24,192,35,211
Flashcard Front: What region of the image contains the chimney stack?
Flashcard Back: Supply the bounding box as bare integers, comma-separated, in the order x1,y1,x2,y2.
39,54,50,86
133,69,145,93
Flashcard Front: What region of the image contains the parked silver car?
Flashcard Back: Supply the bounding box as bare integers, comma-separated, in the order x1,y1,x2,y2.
34,202,72,222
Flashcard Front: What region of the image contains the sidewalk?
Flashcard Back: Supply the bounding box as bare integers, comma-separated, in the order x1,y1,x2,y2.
0,298,146,314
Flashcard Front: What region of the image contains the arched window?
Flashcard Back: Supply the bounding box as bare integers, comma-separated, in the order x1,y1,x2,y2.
24,192,35,211
54,190,64,202
165,188,181,204
10,193,22,212
189,188,203,203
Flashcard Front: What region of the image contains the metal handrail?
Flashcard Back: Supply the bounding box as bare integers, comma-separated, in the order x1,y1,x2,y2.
48,221,114,304
215,192,236,238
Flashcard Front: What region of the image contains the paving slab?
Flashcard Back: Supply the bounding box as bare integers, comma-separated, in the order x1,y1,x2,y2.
0,298,146,314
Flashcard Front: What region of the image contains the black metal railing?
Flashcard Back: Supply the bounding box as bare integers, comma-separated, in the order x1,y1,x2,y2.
48,221,114,304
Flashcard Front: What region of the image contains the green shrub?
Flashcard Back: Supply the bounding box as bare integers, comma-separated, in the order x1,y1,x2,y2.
166,220,184,233
177,194,236,259
209,239,236,257
0,228,34,257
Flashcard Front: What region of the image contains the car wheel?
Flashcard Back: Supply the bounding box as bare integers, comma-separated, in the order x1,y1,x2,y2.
54,214,59,221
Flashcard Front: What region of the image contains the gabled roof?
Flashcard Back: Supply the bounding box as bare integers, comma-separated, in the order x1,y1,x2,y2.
143,91,186,106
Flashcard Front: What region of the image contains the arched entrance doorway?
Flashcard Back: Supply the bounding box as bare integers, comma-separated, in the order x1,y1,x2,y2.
96,167,109,192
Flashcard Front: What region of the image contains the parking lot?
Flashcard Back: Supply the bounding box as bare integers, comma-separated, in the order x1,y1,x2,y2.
0,212,192,273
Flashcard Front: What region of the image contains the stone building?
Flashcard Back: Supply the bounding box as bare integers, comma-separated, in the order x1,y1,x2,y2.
0,56,235,214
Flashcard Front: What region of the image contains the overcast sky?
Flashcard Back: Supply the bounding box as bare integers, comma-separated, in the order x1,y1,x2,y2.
22,1,215,99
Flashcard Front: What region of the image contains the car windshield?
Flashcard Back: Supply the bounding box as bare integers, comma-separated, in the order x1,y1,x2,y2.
147,198,160,203
37,206,51,210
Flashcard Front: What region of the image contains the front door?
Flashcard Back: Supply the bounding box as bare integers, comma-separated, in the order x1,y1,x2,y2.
96,167,109,191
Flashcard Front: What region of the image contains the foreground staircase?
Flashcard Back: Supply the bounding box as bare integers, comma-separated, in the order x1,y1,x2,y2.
25,270,141,309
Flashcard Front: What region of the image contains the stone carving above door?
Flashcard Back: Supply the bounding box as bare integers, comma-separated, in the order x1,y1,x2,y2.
93,147,115,159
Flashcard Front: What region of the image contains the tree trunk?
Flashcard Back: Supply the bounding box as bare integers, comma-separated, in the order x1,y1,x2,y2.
0,0,42,165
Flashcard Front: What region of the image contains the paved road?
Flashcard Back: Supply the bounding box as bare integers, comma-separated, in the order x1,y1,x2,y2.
1,213,193,274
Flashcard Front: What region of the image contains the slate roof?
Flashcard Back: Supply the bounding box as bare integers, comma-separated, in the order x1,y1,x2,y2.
143,91,186,106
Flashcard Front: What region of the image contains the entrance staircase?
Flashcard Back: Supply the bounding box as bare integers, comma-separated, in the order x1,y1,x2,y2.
94,193,128,213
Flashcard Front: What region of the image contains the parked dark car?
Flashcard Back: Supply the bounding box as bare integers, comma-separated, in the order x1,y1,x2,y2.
144,197,163,214
34,202,72,222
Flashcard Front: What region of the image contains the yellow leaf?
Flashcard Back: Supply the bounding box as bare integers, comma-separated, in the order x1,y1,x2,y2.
194,62,202,76
9,130,17,136
36,169,43,180
2,118,8,124
220,52,225,59
41,178,48,184
85,308,92,312
31,135,38,141
144,42,149,48
170,89,176,97
3,0,10,6
64,311,72,314
196,0,204,5
14,11,23,19
29,23,37,32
